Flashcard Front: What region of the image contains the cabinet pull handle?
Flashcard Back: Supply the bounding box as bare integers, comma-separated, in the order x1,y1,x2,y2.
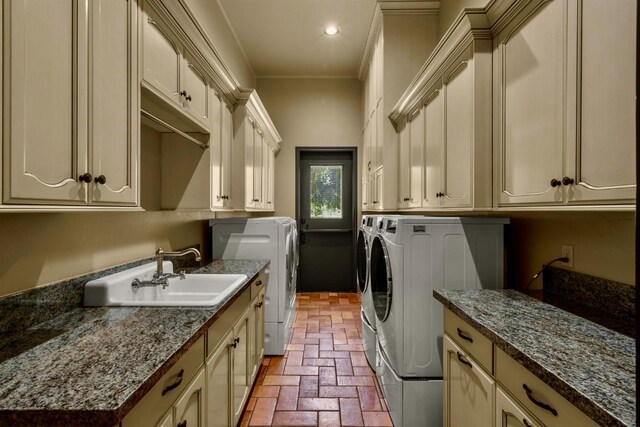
456,328,473,343
456,351,472,369
79,173,93,183
229,341,237,349
235,337,240,344
177,421,187,427
161,369,184,395
523,419,532,427
550,178,561,188
94,175,107,185
523,384,558,416
562,176,575,186
255,280,263,286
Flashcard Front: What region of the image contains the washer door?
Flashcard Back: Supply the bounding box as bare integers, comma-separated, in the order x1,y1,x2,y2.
356,228,369,293
370,235,392,322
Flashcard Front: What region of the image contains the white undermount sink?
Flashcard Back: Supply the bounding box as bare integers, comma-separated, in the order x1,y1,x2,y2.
84,261,247,307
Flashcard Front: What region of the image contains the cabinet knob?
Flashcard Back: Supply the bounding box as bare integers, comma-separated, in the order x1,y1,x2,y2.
94,175,107,185
180,90,187,98
79,173,92,183
550,178,562,188
562,176,575,186
177,421,187,427
186,94,192,102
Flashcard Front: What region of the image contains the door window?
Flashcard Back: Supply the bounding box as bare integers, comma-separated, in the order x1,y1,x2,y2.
309,165,343,219
370,236,392,321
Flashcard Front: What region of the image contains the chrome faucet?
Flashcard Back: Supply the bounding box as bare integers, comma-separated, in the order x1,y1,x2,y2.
155,247,201,278
131,247,201,291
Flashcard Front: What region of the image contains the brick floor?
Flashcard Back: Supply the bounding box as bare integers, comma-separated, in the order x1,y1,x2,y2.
240,293,393,427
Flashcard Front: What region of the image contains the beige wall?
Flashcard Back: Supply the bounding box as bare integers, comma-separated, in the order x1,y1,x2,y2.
508,212,635,288
437,0,491,39
183,0,255,88
256,78,363,219
0,126,218,297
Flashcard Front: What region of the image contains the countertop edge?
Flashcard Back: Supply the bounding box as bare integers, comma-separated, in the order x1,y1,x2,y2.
433,290,628,427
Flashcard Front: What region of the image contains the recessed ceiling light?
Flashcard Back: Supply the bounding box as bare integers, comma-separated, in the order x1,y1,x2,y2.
324,26,339,36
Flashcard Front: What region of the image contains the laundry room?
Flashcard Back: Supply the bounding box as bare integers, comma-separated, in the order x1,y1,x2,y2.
0,0,636,426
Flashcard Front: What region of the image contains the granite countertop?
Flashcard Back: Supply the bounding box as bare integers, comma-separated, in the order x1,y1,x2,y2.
434,289,636,427
0,259,269,427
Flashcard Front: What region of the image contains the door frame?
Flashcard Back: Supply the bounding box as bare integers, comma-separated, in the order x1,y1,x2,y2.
295,147,358,291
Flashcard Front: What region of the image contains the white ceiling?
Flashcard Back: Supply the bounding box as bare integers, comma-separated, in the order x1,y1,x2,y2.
218,0,377,78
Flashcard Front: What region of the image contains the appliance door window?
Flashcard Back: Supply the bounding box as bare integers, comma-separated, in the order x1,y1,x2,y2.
356,229,369,293
370,236,392,322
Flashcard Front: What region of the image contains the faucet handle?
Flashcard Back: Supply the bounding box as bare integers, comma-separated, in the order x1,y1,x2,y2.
179,271,186,280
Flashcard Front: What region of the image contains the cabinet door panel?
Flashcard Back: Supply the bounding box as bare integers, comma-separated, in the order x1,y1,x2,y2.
423,86,443,208
375,104,384,171
409,107,424,207
210,93,224,208
253,129,263,207
496,386,541,427
90,0,137,205
444,59,472,207
221,104,233,208
232,312,251,425
398,123,410,207
363,120,370,175
183,52,209,126
569,0,636,203
495,0,565,205
207,335,232,427
444,335,494,427
142,2,180,104
174,369,206,427
4,0,87,204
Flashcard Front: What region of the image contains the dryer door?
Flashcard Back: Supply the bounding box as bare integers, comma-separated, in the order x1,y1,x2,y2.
356,228,369,293
370,235,392,322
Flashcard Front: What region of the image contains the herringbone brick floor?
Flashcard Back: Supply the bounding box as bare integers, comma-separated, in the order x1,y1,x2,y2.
239,292,393,426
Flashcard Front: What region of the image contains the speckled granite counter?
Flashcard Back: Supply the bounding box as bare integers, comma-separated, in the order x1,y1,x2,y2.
434,289,635,427
0,259,269,426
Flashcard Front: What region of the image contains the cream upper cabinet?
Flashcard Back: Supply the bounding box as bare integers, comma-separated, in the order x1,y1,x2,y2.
494,0,636,207
142,2,181,106
90,0,138,205
361,7,440,212
496,386,542,427
423,85,444,208
493,0,566,206
3,0,138,207
444,335,495,427
443,58,472,208
566,0,636,204
232,92,281,211
398,121,411,208
141,0,209,133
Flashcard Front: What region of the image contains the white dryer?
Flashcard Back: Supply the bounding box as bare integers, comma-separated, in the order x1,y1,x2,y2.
371,216,508,427
210,217,298,356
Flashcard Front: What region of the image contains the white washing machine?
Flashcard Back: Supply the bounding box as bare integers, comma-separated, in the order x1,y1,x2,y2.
356,215,379,368
210,217,298,356
371,216,508,427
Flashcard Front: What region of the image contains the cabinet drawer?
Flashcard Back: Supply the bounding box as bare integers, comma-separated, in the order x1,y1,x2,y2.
444,308,493,373
122,335,205,427
207,287,251,357
250,272,266,301
495,348,598,427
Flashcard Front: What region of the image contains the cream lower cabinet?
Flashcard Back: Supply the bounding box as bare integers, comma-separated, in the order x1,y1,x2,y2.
496,386,541,427
494,0,636,207
3,0,138,207
443,309,600,427
206,331,233,427
443,335,495,427
170,369,207,427
250,289,266,383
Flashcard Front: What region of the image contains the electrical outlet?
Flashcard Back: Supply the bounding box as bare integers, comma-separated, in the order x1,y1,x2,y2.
560,245,574,268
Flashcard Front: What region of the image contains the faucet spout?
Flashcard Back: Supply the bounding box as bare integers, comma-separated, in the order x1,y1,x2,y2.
155,247,202,278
